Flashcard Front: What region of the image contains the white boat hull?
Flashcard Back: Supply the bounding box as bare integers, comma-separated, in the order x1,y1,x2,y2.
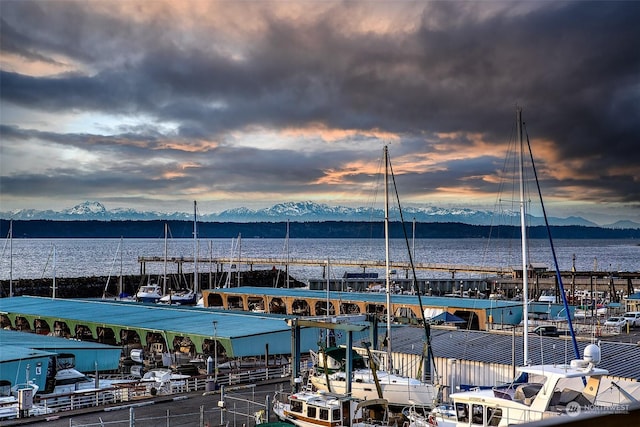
311,369,437,407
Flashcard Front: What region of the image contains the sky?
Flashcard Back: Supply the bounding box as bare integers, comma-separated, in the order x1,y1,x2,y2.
1,1,639,225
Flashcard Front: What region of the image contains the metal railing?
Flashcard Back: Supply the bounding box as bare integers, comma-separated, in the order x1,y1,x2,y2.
34,364,292,417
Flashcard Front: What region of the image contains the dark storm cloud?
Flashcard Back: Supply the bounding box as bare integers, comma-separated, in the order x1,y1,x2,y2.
0,1,639,215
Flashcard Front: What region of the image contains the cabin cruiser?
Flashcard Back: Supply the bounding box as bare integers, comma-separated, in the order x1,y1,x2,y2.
443,344,638,426
273,389,402,427
136,283,162,303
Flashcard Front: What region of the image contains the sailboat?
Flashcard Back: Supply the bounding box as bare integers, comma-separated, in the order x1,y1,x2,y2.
159,221,196,305
310,146,438,409
426,108,639,426
159,204,198,305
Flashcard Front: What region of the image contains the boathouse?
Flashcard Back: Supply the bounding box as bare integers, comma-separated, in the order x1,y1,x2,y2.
201,286,571,330
0,296,321,363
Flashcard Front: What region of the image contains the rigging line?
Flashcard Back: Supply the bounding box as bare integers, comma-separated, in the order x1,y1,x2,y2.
102,238,122,298
387,156,438,382
524,123,581,364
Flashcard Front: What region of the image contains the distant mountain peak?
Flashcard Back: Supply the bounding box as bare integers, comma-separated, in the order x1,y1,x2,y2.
1,200,638,229
66,201,107,215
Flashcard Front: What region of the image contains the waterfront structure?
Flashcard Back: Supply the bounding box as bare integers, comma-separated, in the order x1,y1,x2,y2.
0,296,320,361
201,286,571,330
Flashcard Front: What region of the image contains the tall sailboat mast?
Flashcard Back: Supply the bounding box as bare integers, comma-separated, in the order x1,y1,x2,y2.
163,223,168,295
517,107,530,365
193,201,198,295
383,146,392,372
9,219,13,298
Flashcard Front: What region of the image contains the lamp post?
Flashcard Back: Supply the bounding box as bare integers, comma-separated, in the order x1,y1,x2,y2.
213,320,218,383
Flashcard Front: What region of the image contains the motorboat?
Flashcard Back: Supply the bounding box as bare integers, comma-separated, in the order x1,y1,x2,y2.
135,283,162,303
273,389,402,427
0,382,52,420
159,289,197,305
444,344,637,426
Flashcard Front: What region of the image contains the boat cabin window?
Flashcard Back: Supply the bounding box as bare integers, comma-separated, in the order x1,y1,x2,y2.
307,406,317,418
319,408,329,420
332,408,340,421
455,402,469,423
487,407,502,426
472,404,483,424
290,400,303,413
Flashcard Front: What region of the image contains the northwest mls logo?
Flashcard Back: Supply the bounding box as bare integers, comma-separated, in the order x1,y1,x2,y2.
566,402,628,417
566,402,581,417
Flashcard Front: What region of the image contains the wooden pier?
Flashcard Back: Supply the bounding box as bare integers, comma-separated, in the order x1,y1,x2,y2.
138,255,514,276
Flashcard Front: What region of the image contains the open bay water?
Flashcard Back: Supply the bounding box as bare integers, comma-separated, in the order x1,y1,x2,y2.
1,238,638,282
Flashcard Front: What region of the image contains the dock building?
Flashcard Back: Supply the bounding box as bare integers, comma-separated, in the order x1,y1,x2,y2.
201,286,571,330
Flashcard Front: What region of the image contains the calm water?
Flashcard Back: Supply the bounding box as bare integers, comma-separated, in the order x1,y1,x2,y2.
1,238,638,282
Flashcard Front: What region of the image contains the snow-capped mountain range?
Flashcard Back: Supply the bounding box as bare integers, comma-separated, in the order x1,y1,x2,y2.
1,201,638,229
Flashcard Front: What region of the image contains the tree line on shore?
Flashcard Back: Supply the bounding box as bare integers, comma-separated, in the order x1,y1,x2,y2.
1,219,639,239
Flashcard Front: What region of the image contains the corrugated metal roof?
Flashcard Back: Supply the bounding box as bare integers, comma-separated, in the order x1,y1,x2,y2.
387,326,640,381
0,345,56,363
1,296,295,339
0,329,121,372
0,296,319,358
212,286,522,310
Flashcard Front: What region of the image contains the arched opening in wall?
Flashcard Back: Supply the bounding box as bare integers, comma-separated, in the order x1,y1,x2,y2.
75,324,95,341
340,302,360,315
120,329,142,345
315,301,335,315
248,296,266,312
173,336,196,356
0,314,12,329
35,318,51,335
452,310,478,330
292,299,311,316
15,316,32,332
395,307,419,324
97,327,117,345
120,329,143,362
202,339,228,361
146,332,168,361
269,298,286,314
53,320,71,337
228,296,244,310
206,293,224,308
366,303,386,319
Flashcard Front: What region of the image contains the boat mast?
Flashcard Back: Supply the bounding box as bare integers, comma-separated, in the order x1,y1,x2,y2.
52,244,57,299
517,107,530,365
9,219,12,298
163,223,168,295
286,219,290,288
119,236,123,297
193,201,198,294
384,145,392,372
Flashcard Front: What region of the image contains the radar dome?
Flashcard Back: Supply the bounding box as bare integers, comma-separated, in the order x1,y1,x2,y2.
583,344,601,365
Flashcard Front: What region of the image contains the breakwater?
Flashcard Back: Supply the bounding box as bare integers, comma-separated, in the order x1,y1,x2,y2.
0,269,304,298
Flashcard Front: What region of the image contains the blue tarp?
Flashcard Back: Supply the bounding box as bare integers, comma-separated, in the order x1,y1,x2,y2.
429,311,466,323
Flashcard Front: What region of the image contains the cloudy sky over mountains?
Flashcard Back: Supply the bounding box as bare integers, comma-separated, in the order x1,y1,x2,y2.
1,1,639,224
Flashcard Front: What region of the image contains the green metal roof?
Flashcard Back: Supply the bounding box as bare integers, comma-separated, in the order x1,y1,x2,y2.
0,296,320,358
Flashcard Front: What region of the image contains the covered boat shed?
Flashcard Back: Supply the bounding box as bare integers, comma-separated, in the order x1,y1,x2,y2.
0,345,55,392
0,296,320,360
0,329,121,372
